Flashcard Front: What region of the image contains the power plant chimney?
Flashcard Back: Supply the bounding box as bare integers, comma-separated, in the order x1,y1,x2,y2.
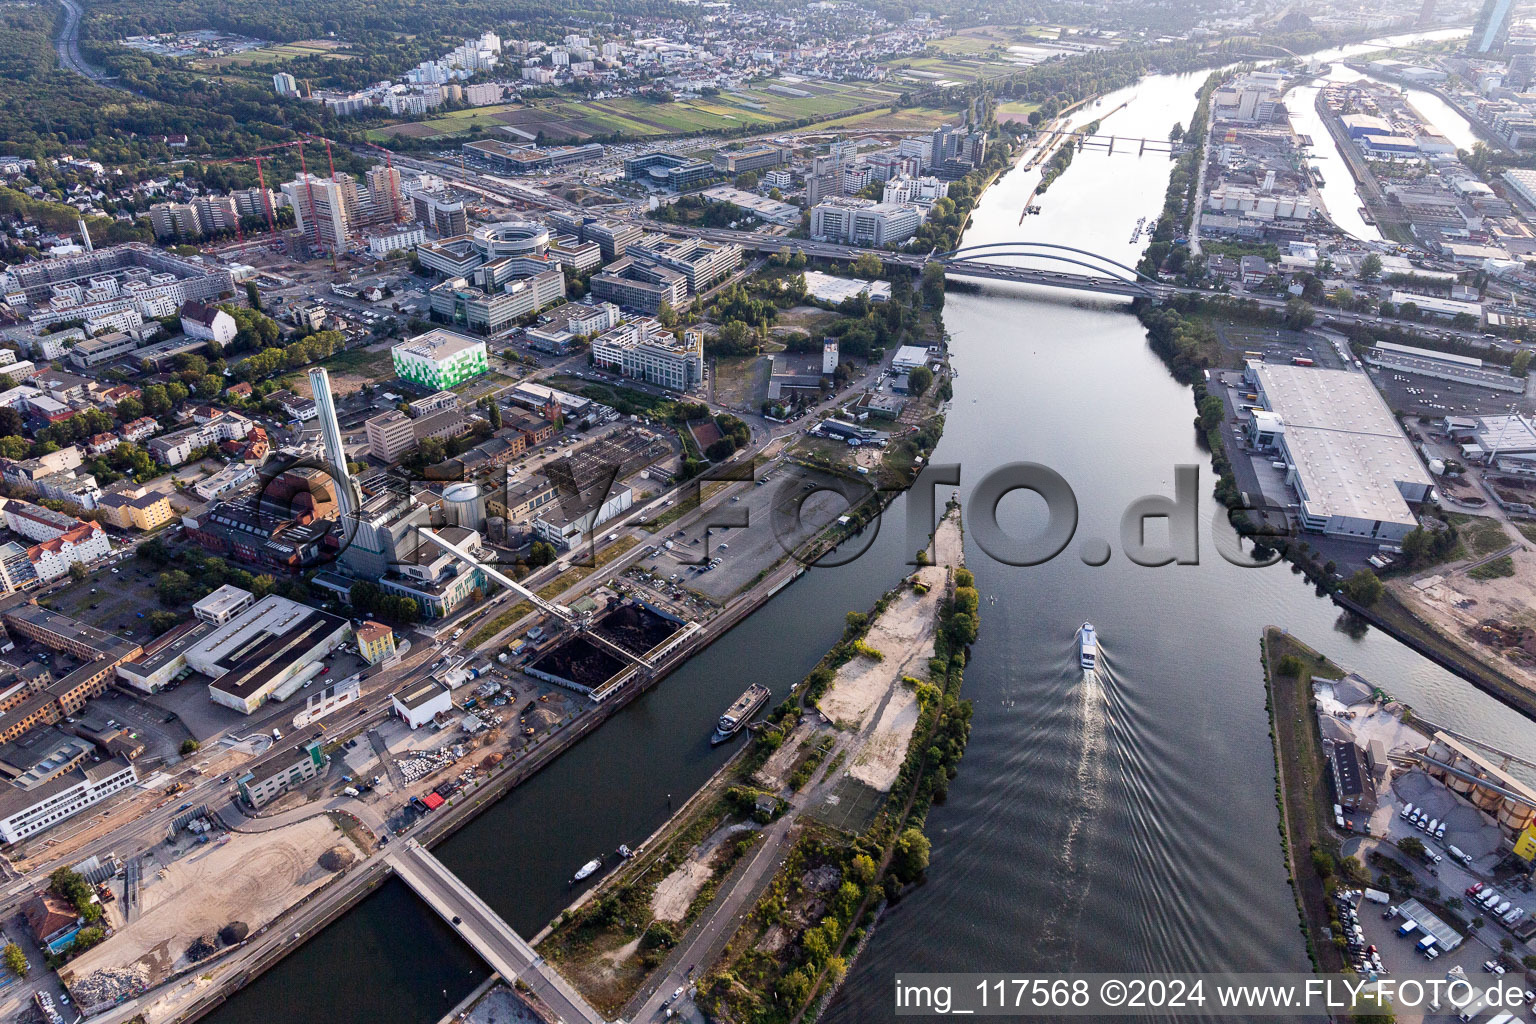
77,218,93,253
308,366,356,519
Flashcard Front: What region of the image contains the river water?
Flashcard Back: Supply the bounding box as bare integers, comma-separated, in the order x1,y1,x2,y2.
221,31,1536,1024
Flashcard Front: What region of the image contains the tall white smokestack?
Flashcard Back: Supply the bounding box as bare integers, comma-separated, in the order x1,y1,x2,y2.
308,366,356,519
78,218,93,253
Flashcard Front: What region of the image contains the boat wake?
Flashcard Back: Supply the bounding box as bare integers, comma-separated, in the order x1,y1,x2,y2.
1033,641,1112,958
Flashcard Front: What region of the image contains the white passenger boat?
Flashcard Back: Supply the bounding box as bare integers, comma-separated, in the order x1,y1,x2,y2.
1077,622,1097,671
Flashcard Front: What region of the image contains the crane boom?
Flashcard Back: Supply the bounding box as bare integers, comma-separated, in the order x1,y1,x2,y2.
416,527,573,623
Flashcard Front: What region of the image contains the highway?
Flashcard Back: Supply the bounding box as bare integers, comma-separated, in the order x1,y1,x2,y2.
53,0,116,86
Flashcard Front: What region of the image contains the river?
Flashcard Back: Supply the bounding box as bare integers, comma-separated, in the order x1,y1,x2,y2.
218,31,1536,1024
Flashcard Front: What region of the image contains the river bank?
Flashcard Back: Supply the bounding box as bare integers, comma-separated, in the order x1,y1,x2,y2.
524,507,971,1023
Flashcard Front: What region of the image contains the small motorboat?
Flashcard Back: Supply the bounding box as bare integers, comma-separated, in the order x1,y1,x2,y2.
571,857,602,884
617,844,634,859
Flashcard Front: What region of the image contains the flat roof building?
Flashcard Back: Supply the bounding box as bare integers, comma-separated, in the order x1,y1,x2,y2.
392,679,453,729
1247,362,1435,541
180,595,351,714
392,329,488,390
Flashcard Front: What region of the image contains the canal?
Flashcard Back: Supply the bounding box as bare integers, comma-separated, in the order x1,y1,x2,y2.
219,31,1536,1024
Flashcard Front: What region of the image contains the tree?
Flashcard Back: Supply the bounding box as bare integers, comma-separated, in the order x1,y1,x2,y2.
1342,569,1384,606
705,437,736,461
921,262,946,309
1512,349,1533,377
529,541,557,567
848,853,878,886
180,739,200,755
1283,297,1315,330
1169,122,1185,142
852,251,884,279
67,562,88,581
656,300,677,328
734,170,758,190
907,365,933,396
1360,253,1383,281
892,827,931,882
1397,836,1425,858
2,942,25,978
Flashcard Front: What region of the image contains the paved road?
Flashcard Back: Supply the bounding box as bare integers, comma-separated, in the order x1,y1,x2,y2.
53,0,116,86
390,841,603,1024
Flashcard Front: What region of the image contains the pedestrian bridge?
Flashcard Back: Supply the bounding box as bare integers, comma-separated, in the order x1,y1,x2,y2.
389,841,605,1024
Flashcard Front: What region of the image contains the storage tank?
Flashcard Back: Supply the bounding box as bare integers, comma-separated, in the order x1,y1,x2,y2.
443,481,486,532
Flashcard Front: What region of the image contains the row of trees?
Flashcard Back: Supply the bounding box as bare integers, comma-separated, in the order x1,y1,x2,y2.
348,580,422,624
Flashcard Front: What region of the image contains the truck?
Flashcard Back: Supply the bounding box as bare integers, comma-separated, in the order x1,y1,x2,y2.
1292,356,1315,366
1455,995,1487,1022
343,786,360,797
1397,919,1419,937
1417,934,1438,953
1362,888,1391,904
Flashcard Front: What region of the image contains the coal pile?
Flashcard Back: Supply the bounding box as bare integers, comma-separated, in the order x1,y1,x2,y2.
529,636,624,688
594,601,681,656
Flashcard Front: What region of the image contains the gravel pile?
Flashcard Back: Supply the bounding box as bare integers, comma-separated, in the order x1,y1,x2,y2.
72,963,151,1004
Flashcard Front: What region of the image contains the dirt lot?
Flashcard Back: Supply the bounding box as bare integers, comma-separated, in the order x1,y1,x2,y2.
650,821,758,922
63,816,358,989
815,513,960,791
1390,543,1536,696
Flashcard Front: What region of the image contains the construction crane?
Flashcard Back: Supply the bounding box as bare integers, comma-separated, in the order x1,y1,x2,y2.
416,528,655,672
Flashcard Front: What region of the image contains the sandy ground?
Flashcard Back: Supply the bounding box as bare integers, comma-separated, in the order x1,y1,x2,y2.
63,816,355,988
650,822,757,922
1389,544,1536,693
815,512,962,792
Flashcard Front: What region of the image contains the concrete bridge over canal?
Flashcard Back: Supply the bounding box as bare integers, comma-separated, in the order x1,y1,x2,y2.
389,840,605,1024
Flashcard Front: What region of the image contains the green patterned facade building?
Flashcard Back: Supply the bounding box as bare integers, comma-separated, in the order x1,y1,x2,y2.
391,329,489,390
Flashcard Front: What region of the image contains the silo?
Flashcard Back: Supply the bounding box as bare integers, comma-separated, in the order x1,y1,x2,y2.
443,481,486,532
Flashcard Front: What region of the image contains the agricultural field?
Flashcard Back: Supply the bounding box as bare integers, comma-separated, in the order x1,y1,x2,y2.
815,104,962,133
371,79,906,143
926,25,1061,55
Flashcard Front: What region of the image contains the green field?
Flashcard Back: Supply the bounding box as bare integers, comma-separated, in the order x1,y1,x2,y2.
371,78,910,143
816,104,961,132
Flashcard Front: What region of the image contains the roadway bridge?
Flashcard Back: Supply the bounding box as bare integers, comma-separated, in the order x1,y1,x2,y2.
645,223,1172,298
389,841,605,1024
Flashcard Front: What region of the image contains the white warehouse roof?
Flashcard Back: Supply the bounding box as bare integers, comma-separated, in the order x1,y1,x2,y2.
1253,363,1434,531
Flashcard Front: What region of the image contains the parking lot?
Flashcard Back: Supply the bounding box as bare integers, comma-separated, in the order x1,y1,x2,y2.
642,462,868,602
1367,365,1533,420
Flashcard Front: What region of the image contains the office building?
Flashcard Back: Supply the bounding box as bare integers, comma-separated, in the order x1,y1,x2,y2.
627,236,742,293
461,139,605,173
711,144,787,174
589,257,689,314
273,72,299,97
591,320,703,391
428,263,566,335
0,757,136,844
810,197,923,246
623,152,716,191
391,330,488,389
410,191,469,237
238,741,324,808
146,410,253,466
525,301,621,353
1246,362,1435,541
